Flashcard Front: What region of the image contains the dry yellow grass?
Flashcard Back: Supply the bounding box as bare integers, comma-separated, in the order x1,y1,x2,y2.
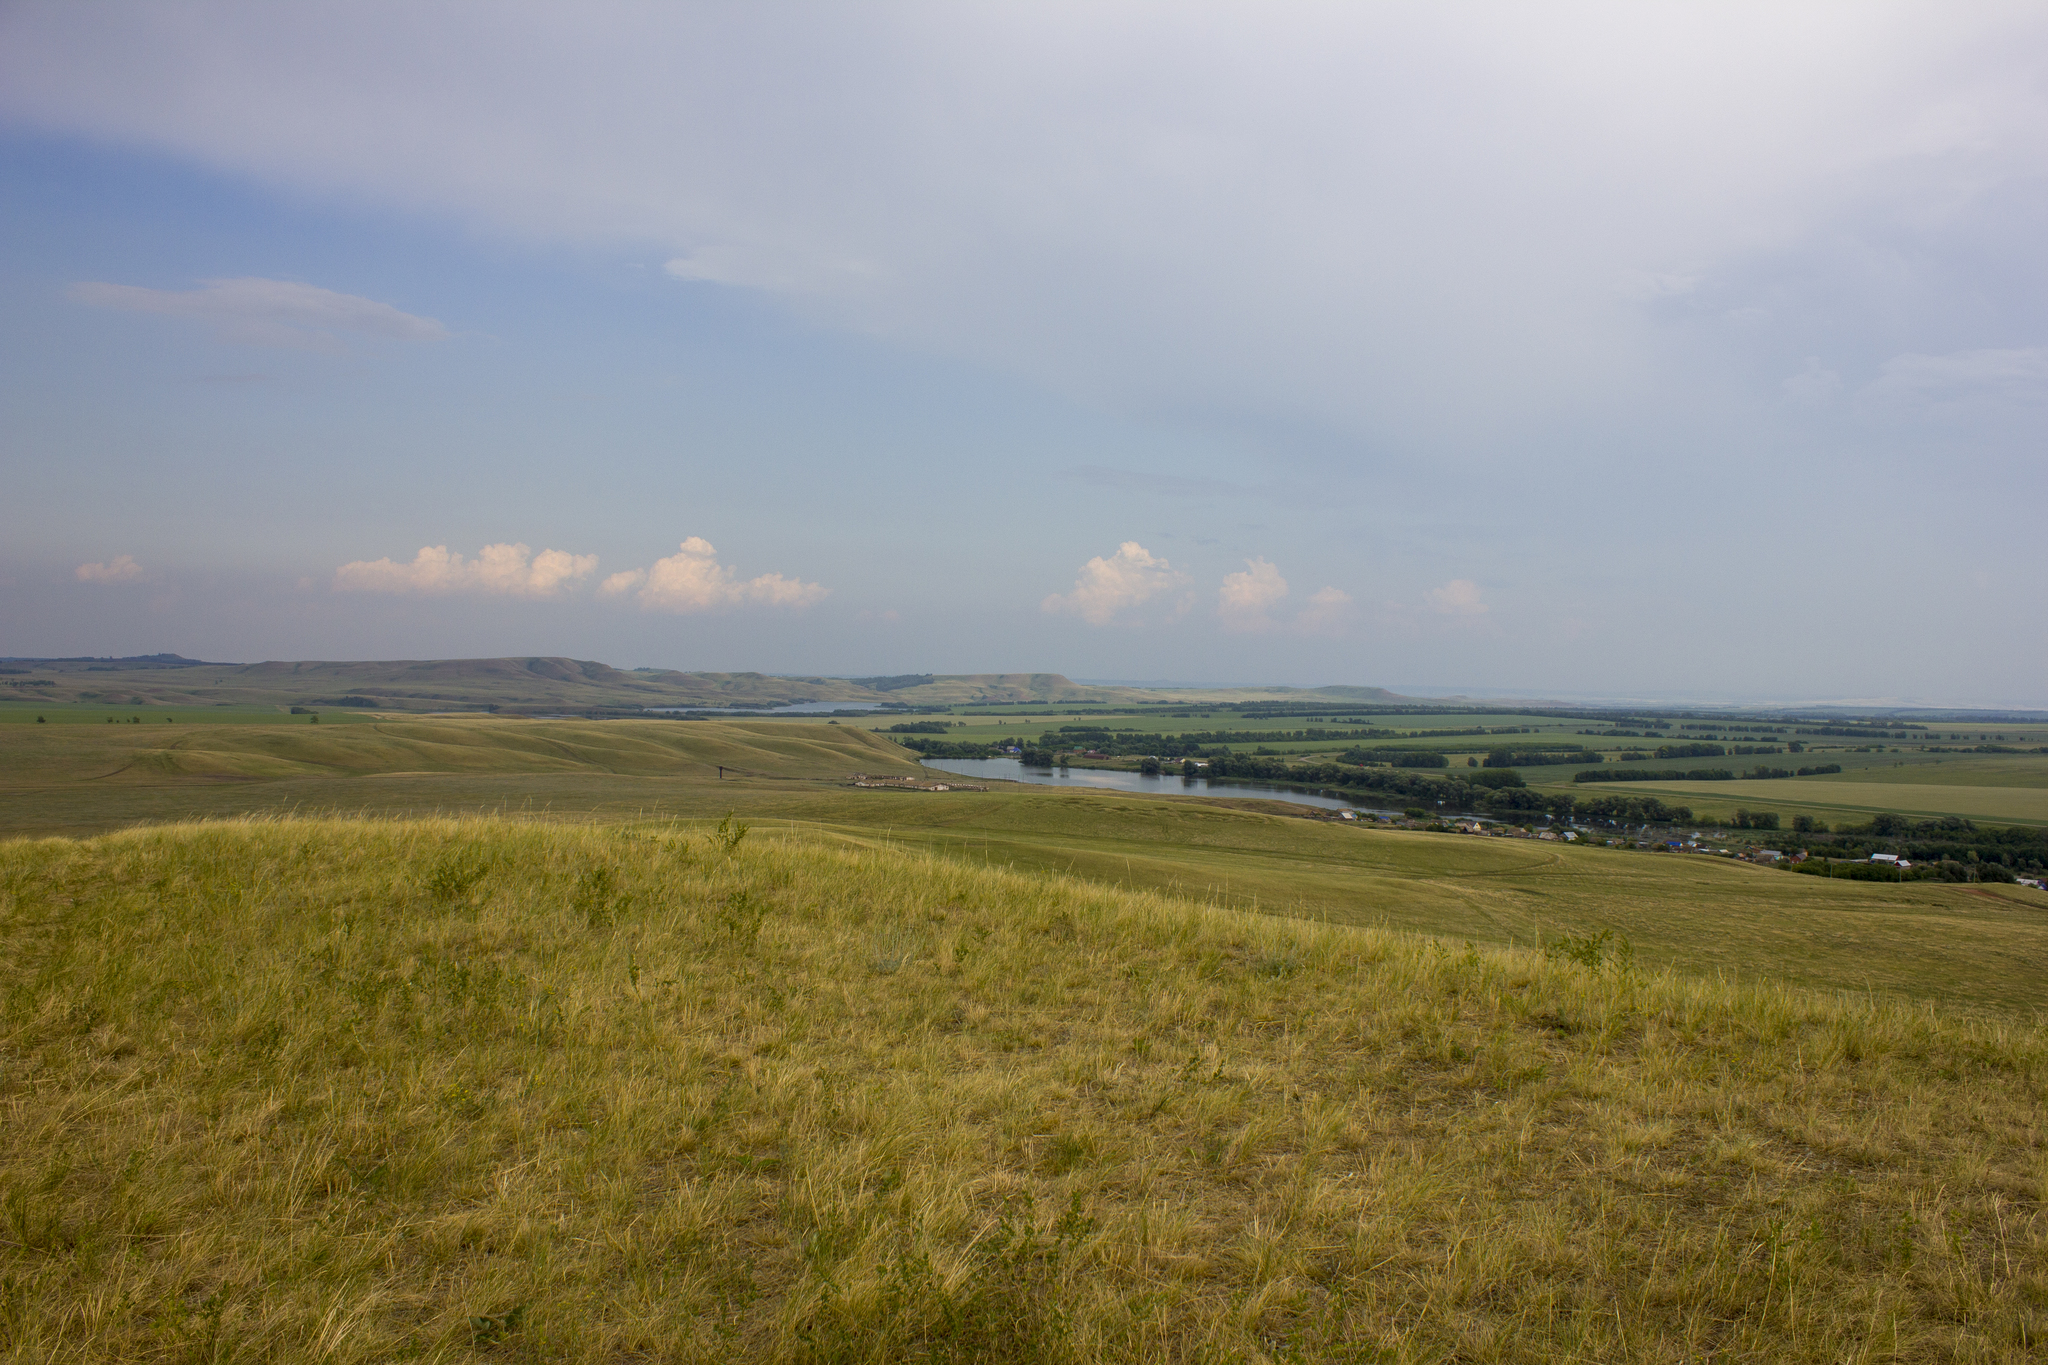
2,816,2044,1362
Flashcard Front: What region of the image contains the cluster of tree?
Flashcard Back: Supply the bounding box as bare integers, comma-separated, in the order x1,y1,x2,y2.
1792,859,1930,882
885,721,954,734
1575,768,1735,783
1481,747,1600,768
1726,764,1844,780
1337,749,1450,768
893,736,1000,759
1729,744,1782,755
1792,725,1922,738
1856,820,2041,870
1196,755,1692,824
1163,727,1384,744
1571,793,1695,823
1793,856,2022,884
1729,809,1781,830
1653,742,1726,760
1028,725,1398,759
1775,815,2044,872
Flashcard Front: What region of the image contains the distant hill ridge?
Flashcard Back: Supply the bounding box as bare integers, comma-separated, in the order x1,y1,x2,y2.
0,655,1425,712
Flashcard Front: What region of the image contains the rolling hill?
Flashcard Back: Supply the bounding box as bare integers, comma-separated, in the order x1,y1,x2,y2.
2,656,1428,714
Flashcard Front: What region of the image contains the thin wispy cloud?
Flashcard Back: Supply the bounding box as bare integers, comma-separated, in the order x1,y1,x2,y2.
1061,467,1266,501
334,543,596,598
1042,542,1188,626
69,278,446,351
1863,348,2048,411
75,554,143,584
599,538,826,613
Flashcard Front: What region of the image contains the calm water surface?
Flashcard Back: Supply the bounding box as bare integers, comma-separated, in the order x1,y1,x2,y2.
919,757,1401,816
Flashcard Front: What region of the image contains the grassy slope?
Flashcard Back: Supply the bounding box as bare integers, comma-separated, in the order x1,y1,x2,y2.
0,716,917,791
805,791,2048,1014
1,818,2042,1362
5,719,2048,1014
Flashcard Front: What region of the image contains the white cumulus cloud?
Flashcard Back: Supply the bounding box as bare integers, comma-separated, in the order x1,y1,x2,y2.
1424,579,1489,617
1217,561,1353,634
333,542,597,597
1217,557,1290,632
69,277,446,351
600,537,827,613
1042,542,1188,626
1297,585,1354,634
75,554,143,584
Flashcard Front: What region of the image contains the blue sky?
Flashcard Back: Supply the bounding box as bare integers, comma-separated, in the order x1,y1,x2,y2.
2,2,2044,704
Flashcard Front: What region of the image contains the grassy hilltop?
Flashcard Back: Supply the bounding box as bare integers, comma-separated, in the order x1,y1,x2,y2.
3,816,2044,1362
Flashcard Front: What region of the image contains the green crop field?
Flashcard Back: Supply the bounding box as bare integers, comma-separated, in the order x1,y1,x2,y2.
1534,778,2048,829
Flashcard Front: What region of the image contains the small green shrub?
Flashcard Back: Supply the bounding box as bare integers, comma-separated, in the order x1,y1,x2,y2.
714,810,750,854
424,853,488,904
573,866,627,929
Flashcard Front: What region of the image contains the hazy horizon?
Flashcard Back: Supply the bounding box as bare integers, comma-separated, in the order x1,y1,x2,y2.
3,3,2043,703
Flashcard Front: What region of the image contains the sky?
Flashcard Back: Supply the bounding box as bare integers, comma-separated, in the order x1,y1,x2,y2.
1,2,2044,705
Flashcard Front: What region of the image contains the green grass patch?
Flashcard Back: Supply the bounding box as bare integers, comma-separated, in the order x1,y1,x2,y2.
2,816,2044,1361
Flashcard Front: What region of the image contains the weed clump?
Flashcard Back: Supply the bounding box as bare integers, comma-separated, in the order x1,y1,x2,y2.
714,809,750,854
423,851,488,904
573,865,627,929
1546,926,1635,975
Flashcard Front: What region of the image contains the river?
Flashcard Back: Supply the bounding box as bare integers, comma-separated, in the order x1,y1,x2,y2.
918,756,1403,816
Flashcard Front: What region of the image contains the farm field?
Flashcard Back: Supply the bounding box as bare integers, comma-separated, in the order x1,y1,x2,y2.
1527,777,2048,828
1791,755,2048,788
2,816,2043,1362
878,704,2048,827
4,714,2047,1013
